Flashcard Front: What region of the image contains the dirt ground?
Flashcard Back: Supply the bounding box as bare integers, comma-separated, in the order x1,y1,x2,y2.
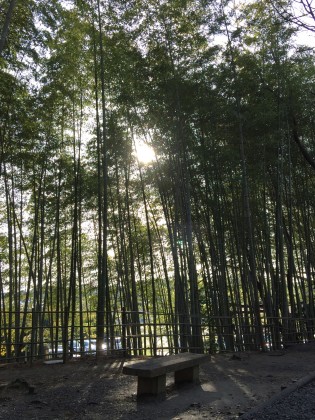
0,342,315,420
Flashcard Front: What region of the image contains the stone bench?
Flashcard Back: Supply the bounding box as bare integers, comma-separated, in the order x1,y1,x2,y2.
122,353,210,397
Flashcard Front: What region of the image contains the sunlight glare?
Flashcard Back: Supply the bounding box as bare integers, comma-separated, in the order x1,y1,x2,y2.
134,140,156,165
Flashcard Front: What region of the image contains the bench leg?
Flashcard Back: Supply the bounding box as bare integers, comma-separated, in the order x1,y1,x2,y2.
175,365,199,384
137,374,166,396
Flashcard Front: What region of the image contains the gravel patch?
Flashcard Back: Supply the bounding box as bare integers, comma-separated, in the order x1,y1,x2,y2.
242,378,315,419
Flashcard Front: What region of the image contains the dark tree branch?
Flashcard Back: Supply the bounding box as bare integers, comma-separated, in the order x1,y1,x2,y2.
292,117,315,170
0,0,17,56
271,0,315,33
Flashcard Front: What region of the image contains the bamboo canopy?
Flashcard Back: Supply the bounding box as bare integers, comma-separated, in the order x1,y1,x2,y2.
0,0,315,362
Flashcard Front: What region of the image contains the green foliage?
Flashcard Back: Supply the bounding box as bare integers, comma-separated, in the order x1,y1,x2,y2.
1,0,315,356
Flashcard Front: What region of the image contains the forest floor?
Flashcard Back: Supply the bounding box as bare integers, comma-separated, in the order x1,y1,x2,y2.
0,342,315,419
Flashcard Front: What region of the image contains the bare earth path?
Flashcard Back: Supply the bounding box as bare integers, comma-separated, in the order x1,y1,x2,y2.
0,342,315,419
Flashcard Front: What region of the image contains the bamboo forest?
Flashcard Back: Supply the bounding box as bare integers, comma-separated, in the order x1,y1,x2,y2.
1,0,315,362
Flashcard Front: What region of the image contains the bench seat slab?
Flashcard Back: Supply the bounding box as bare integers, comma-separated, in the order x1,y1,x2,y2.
123,353,210,397
123,353,209,378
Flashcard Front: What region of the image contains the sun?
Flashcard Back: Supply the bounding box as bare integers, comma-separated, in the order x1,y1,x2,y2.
134,139,156,165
